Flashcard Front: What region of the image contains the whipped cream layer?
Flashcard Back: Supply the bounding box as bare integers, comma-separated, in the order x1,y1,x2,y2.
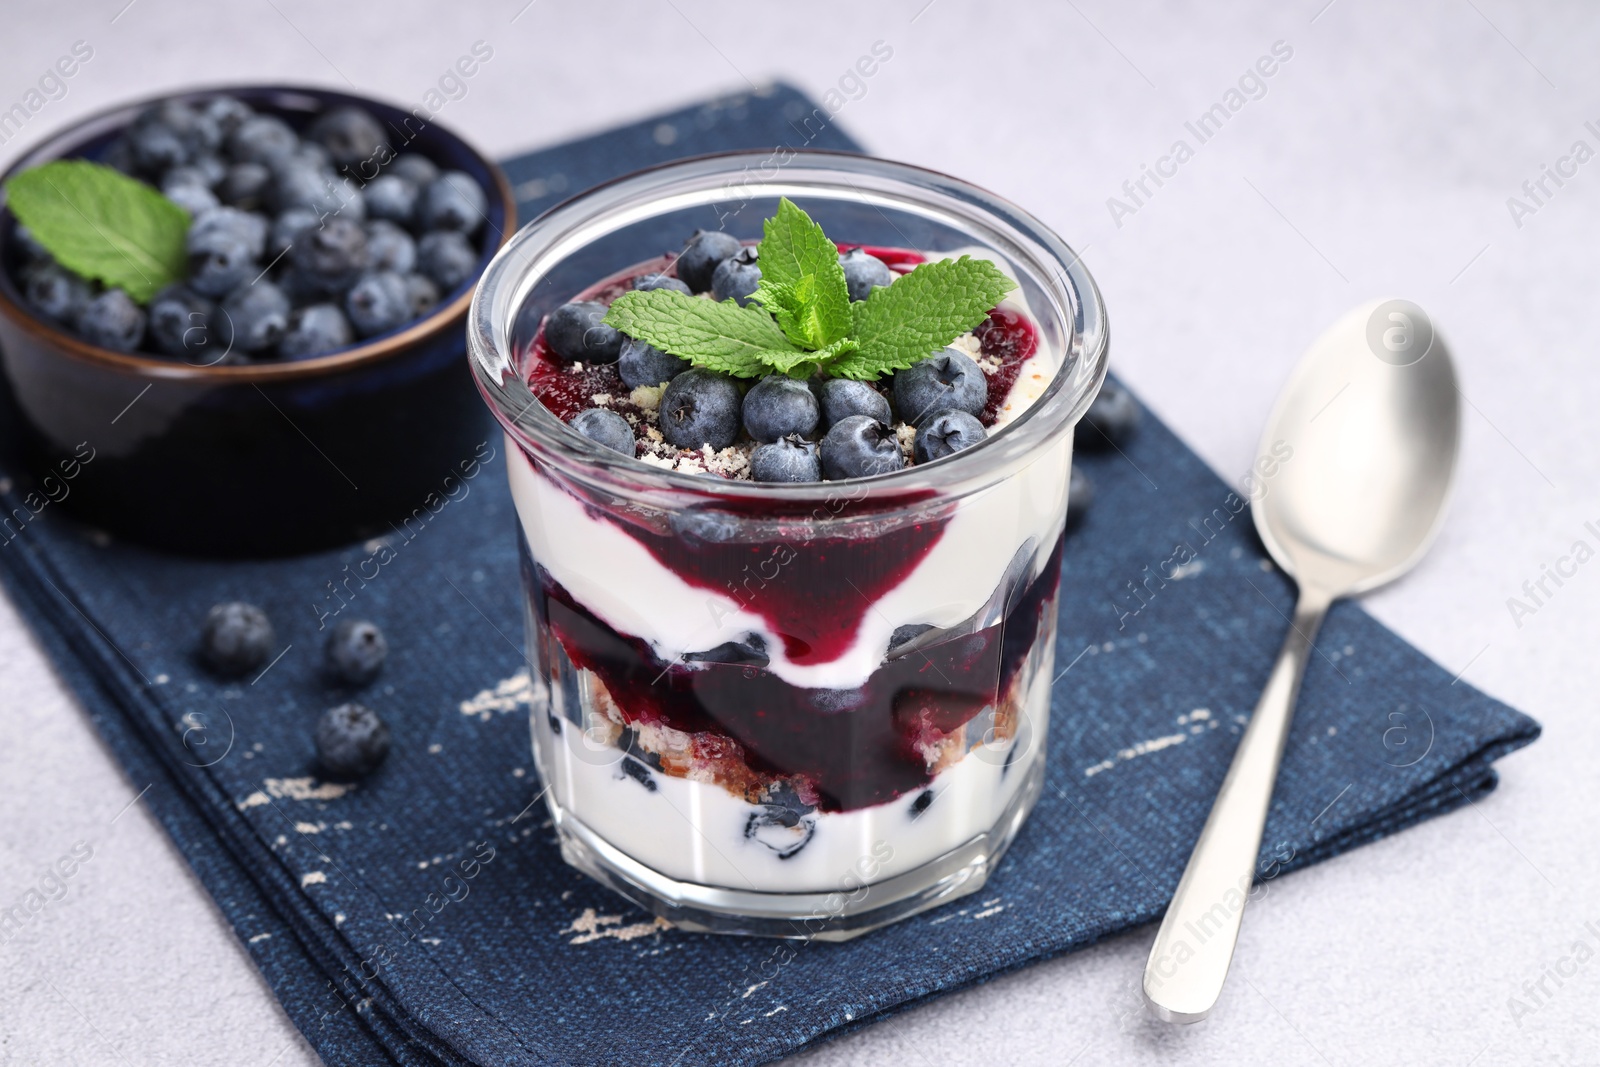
507,429,1069,691
537,640,1055,893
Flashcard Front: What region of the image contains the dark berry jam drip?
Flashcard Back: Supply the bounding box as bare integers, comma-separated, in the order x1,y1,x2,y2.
620,512,945,666
532,534,1064,813
975,308,1040,425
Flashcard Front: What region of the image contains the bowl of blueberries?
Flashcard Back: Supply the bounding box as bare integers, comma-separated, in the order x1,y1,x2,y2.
0,85,515,556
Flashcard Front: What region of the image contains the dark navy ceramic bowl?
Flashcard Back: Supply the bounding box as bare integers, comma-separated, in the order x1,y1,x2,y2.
0,85,515,557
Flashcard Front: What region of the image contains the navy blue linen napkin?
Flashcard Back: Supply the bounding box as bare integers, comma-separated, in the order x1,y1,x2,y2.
0,86,1538,1067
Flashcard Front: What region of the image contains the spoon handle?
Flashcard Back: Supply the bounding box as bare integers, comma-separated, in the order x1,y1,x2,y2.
1141,585,1332,1023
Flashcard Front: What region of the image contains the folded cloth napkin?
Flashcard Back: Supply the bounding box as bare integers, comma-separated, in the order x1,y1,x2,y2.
0,85,1538,1067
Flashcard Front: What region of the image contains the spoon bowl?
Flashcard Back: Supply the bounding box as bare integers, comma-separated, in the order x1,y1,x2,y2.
1257,299,1461,594
1142,298,1460,1023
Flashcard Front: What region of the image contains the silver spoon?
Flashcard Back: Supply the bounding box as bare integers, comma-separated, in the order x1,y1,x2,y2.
1141,298,1460,1023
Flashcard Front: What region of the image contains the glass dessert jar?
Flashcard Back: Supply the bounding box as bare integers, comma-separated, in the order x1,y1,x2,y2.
468,151,1107,939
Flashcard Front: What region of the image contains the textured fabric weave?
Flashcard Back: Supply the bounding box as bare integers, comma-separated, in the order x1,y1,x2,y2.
0,86,1538,1066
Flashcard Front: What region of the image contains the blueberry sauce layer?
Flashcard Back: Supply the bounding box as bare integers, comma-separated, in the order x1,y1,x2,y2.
531,534,1063,813
609,505,944,666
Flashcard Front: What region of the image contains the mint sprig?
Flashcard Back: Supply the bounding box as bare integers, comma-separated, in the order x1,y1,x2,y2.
749,198,852,350
830,256,1014,380
600,286,799,378
602,198,1015,381
6,159,189,303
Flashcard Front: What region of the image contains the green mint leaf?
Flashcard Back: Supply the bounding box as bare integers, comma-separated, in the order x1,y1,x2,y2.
6,159,189,303
603,289,798,378
752,197,850,349
831,256,1015,380
764,338,858,377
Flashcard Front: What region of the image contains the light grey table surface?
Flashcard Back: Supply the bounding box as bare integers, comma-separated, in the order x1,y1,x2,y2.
1,2,1595,1064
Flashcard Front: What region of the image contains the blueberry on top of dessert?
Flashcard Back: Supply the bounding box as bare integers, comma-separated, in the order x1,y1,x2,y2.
4,94,490,363
530,198,1043,483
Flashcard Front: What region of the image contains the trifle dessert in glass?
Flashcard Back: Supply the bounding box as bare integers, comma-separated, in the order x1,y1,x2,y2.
469,153,1107,939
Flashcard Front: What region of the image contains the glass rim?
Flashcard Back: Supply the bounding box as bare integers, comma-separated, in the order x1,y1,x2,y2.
467,149,1108,505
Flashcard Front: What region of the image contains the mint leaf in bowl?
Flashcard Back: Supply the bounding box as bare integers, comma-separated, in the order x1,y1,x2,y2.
7,159,188,304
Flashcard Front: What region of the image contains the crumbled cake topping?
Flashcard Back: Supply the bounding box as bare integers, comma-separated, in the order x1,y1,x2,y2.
629,384,664,411
955,330,1001,375
895,423,917,464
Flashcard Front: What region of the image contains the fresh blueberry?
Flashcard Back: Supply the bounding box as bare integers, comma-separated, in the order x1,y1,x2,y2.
569,407,635,456
191,205,268,258
362,174,417,226
324,617,387,685
386,153,439,187
201,96,254,138
218,161,272,210
1067,464,1094,528
162,164,217,191
273,165,364,222
418,171,486,233
227,114,298,166
344,272,411,338
913,409,986,464
617,336,688,389
818,378,891,428
659,368,742,450
315,703,390,779
148,285,222,360
307,106,388,169
137,99,221,157
669,509,743,545
744,781,816,858
162,178,219,216
274,268,320,307
186,230,256,299
621,753,657,790
269,207,321,257
742,374,818,442
675,229,742,293
362,220,416,274
200,602,275,676
1075,379,1141,450
22,262,92,323
892,348,988,425
221,281,291,353
416,230,476,292
820,415,903,480
289,217,369,295
684,634,768,666
750,435,821,482
280,303,353,358
186,234,259,302
76,289,146,352
889,623,935,654
839,247,893,302
279,142,331,174
190,154,228,187
711,246,760,306
633,273,692,295
102,137,137,175
402,273,439,318
126,102,195,172
13,225,50,263
543,301,623,364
